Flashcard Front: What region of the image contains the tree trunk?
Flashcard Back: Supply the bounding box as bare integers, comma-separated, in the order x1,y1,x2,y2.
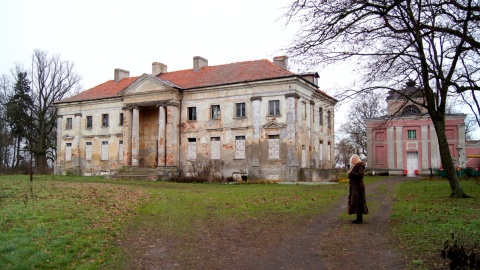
431,118,468,198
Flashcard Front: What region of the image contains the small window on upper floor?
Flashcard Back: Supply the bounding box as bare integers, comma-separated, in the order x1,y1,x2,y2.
119,113,124,126
268,100,280,116
102,114,109,127
403,105,421,116
188,107,197,121
66,118,72,130
408,130,417,139
235,102,246,118
327,111,331,129
86,116,93,128
211,105,221,120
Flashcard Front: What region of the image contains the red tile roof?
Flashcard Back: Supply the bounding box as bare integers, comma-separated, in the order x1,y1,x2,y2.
56,59,296,104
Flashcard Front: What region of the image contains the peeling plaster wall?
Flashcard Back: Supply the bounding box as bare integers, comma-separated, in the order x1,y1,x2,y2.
56,99,126,176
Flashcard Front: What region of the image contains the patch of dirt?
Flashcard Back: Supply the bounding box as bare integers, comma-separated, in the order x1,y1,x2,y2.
119,177,422,269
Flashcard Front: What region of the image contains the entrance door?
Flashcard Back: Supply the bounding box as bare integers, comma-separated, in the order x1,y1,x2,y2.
406,152,419,177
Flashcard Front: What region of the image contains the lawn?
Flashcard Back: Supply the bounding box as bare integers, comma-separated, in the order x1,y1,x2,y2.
390,178,480,269
0,175,347,269
1,175,478,269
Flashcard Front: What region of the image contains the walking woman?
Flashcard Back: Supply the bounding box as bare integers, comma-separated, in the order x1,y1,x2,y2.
348,154,368,224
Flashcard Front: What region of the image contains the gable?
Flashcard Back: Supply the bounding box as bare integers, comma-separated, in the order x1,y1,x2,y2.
120,74,178,96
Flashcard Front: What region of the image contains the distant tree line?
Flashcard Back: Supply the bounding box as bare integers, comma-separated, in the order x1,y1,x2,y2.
0,49,81,174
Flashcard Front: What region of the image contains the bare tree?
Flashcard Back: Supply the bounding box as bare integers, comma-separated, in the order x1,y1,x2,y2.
285,0,479,197
335,138,357,169
29,50,82,172
340,92,387,156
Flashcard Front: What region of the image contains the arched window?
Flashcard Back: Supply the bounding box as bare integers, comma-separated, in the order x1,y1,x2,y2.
402,105,421,116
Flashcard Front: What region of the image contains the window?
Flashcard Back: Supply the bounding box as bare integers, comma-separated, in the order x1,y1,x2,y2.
235,136,246,159
101,141,109,160
268,134,280,159
269,100,280,116
187,138,197,160
408,130,417,139
319,108,323,126
85,142,92,161
211,105,221,119
235,103,246,118
66,118,72,129
403,105,421,116
65,143,72,161
303,102,307,118
319,140,324,161
327,111,331,129
119,113,124,126
188,107,197,121
327,141,331,161
118,140,124,161
86,116,93,128
102,114,109,127
210,137,220,160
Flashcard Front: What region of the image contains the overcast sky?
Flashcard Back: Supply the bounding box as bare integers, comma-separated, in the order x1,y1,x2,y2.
0,0,360,135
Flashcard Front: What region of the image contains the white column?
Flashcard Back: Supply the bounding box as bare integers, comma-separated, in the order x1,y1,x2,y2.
158,105,166,166
55,116,63,174
131,107,140,166
250,96,261,166
285,93,299,167
74,113,82,174
421,125,429,171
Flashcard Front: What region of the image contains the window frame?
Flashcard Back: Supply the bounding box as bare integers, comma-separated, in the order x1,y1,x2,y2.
407,129,417,139
268,134,280,159
119,113,124,126
86,116,93,128
211,105,221,120
66,117,72,130
268,100,280,116
101,114,109,127
235,135,246,159
235,102,246,118
187,107,197,121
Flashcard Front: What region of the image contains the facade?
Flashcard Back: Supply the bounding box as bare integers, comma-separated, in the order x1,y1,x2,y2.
54,56,338,181
365,84,480,177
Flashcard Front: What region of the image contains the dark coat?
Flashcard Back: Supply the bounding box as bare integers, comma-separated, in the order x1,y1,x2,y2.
348,162,369,215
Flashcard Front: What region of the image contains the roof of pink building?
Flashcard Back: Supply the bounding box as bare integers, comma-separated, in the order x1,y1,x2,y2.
57,59,303,104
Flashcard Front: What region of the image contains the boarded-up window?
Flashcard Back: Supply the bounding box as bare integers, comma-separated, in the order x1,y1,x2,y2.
101,141,108,161
375,131,385,141
375,145,385,165
268,135,280,159
445,129,454,139
85,142,92,161
65,143,72,161
319,140,324,161
301,145,307,168
210,137,221,159
187,138,197,160
118,140,123,161
235,136,246,159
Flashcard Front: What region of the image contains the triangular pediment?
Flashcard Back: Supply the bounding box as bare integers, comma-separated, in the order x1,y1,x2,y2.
263,120,286,129
120,74,179,96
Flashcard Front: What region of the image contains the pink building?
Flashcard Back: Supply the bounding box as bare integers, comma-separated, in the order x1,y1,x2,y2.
365,85,480,177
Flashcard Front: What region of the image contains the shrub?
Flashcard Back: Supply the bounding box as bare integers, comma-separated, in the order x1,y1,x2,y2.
441,233,479,269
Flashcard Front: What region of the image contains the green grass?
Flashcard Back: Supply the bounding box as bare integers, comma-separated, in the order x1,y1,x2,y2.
391,178,480,268
2,174,477,269
0,175,348,269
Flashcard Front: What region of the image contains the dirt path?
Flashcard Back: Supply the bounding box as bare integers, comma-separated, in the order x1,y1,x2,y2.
122,177,411,269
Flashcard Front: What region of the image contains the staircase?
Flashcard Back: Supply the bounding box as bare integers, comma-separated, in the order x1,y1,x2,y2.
114,167,158,180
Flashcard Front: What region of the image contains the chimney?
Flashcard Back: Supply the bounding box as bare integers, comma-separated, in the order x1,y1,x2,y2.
193,56,208,72
114,68,130,82
273,56,288,70
152,62,168,76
